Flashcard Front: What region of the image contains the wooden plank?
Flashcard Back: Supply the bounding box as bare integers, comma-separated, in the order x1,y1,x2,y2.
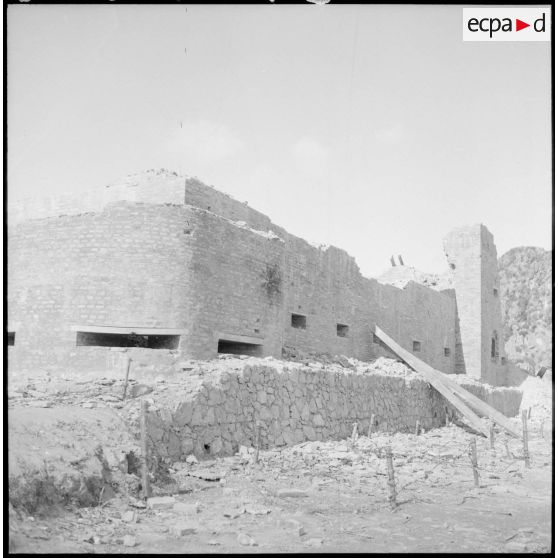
374,326,521,439
374,327,490,437
435,374,522,439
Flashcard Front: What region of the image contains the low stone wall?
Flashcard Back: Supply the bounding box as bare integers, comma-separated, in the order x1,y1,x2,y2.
143,360,522,460
456,377,523,418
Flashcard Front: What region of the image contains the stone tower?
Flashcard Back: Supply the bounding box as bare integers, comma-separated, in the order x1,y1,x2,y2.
443,224,505,384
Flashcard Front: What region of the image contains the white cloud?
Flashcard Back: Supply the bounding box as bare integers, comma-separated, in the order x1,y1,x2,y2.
166,120,244,166
291,136,329,177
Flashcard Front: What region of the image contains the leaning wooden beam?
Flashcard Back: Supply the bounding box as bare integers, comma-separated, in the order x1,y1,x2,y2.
374,326,522,439
434,370,522,439
374,327,491,436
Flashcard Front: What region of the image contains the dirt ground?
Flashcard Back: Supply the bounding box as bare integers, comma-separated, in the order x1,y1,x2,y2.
9,413,552,554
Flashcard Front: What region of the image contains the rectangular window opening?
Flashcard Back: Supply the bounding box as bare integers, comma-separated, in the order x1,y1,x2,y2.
337,324,349,337
291,314,307,329
444,347,451,357
7,332,15,346
493,288,499,296
217,339,263,357
413,340,421,352
76,331,180,349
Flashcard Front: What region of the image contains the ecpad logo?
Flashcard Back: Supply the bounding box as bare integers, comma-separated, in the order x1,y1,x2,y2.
463,8,550,41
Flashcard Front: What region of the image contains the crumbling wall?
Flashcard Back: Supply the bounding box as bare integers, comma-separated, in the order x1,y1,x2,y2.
142,362,522,460
8,174,458,376
146,362,448,460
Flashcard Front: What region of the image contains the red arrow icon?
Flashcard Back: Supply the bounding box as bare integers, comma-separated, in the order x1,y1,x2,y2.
516,19,530,31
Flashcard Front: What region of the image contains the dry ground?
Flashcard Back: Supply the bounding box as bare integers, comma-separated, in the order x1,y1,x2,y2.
9,415,552,554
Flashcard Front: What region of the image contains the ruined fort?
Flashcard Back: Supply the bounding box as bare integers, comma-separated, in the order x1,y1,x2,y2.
8,168,513,387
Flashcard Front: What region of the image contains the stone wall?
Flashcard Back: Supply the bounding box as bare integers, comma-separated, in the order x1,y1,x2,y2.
141,361,522,460
8,171,458,376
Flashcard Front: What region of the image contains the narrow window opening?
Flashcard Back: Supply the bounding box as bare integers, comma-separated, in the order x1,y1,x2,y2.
444,347,451,357
291,314,307,329
413,340,421,352
203,443,211,454
491,332,499,359
76,332,179,349
336,324,349,337
217,339,263,357
7,332,15,346
493,288,498,296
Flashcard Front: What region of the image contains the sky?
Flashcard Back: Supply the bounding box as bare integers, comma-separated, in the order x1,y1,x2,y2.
7,4,552,277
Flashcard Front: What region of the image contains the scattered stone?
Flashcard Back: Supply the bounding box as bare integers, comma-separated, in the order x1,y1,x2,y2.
207,539,220,546
122,535,137,547
277,488,309,498
82,402,95,409
129,497,147,509
237,533,258,546
122,510,136,523
147,496,176,510
130,384,153,398
238,446,252,459
185,455,198,465
188,470,221,481
224,507,245,519
173,502,199,514
305,537,324,547
30,400,52,408
172,522,198,536
245,505,271,516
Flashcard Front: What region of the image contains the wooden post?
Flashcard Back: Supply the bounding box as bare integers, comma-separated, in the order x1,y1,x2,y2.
469,438,479,487
385,446,397,509
415,419,421,436
368,414,376,437
254,422,261,465
489,421,495,450
121,356,132,401
351,422,359,443
140,400,151,499
522,410,530,468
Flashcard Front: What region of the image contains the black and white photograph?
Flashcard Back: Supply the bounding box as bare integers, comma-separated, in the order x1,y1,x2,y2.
6,1,553,554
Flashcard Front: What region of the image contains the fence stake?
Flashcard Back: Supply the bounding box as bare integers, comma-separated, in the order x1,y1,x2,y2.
140,400,151,499
415,419,421,436
368,414,376,437
385,446,397,509
351,422,359,444
121,356,132,401
489,420,495,450
469,438,479,487
522,410,530,468
254,422,261,465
